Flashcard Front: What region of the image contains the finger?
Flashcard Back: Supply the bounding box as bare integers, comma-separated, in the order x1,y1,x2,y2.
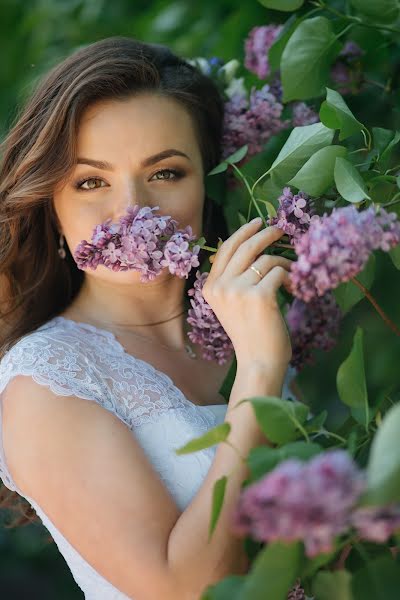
257,265,292,295
222,225,286,278
206,219,264,280
240,254,294,283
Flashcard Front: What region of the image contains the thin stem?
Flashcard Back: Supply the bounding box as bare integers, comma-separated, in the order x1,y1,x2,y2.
230,163,267,226
382,196,400,208
319,429,347,444
314,1,400,35
351,277,400,337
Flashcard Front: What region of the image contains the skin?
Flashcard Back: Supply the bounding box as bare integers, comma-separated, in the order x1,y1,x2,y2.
53,93,206,350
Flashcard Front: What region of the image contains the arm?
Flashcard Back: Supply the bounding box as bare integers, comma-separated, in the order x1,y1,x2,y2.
167,361,287,597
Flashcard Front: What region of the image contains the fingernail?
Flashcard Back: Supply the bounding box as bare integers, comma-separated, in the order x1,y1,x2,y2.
250,217,262,224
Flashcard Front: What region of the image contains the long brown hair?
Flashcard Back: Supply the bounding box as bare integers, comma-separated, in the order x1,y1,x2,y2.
0,36,228,531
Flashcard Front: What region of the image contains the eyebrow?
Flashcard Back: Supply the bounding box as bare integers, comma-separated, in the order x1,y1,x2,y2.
76,149,191,171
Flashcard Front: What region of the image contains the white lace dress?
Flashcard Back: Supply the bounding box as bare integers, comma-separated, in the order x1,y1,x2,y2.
0,316,296,599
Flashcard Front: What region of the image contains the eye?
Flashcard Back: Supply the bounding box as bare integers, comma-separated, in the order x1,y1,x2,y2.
149,168,184,182
75,177,107,191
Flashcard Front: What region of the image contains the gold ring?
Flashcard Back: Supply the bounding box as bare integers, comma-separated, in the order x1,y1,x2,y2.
250,265,263,279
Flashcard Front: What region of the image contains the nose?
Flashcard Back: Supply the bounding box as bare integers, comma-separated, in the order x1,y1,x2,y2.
112,178,149,221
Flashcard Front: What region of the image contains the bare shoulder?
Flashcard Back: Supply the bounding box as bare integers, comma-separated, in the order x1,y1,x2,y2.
1,374,184,600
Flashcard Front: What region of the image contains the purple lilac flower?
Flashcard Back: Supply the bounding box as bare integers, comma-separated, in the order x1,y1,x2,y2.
340,41,364,61
289,205,400,302
291,102,319,127
222,84,289,160
74,205,200,283
160,228,200,279
231,450,365,557
267,187,319,244
287,581,306,600
351,505,400,543
286,292,342,371
186,271,234,365
244,25,283,80
331,40,364,95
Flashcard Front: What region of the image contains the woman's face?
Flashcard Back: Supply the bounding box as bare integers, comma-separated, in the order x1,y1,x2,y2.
53,93,205,285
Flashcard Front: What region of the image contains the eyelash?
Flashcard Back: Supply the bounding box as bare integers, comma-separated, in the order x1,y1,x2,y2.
74,168,185,191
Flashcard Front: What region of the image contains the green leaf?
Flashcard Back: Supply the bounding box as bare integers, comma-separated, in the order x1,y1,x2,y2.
234,396,309,445
258,0,304,9
334,254,375,313
334,157,371,203
201,575,246,600
255,198,277,218
240,542,301,600
281,17,341,101
389,243,400,269
305,410,328,433
350,0,399,24
247,441,322,480
313,570,353,600
365,402,400,504
174,423,231,455
225,144,248,164
267,122,334,183
336,328,369,427
208,162,228,176
379,131,400,166
372,127,394,155
269,15,298,71
208,476,227,541
320,88,364,141
351,556,400,600
288,145,347,196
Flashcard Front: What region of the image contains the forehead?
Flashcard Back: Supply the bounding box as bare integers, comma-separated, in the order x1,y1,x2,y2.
76,94,201,165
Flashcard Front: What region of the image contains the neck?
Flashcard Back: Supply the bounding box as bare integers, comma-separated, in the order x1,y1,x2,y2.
67,272,191,349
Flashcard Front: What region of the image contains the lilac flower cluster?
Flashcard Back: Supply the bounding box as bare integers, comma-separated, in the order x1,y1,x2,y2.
231,450,365,557
289,205,400,302
350,504,400,543
331,40,364,95
287,581,306,600
267,187,319,244
222,84,289,160
286,292,342,371
244,24,283,80
186,271,234,365
74,205,200,283
291,102,319,127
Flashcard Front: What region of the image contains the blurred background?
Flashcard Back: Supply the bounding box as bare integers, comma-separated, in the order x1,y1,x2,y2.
0,0,399,597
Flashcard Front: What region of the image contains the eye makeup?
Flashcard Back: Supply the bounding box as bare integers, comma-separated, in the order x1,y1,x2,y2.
73,168,186,191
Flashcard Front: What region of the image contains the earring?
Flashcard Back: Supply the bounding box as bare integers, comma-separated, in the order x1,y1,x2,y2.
58,234,66,259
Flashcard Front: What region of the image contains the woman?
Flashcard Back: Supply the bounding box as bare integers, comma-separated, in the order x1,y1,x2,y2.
0,37,294,599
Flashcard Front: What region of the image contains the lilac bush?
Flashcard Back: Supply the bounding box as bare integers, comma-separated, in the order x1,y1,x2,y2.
244,24,283,80
286,292,342,371
231,450,400,559
288,205,400,302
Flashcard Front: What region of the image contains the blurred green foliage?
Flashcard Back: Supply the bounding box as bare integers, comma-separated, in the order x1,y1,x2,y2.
0,0,399,597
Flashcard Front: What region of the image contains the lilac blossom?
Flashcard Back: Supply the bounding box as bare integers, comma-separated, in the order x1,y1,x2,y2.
287,581,307,600
267,187,319,244
231,450,365,557
291,102,319,127
331,40,364,95
74,205,200,283
222,84,289,160
351,505,400,543
289,205,400,302
286,292,342,371
186,271,234,365
244,25,283,80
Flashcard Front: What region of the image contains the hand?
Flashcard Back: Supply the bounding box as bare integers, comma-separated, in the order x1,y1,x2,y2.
202,219,293,371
